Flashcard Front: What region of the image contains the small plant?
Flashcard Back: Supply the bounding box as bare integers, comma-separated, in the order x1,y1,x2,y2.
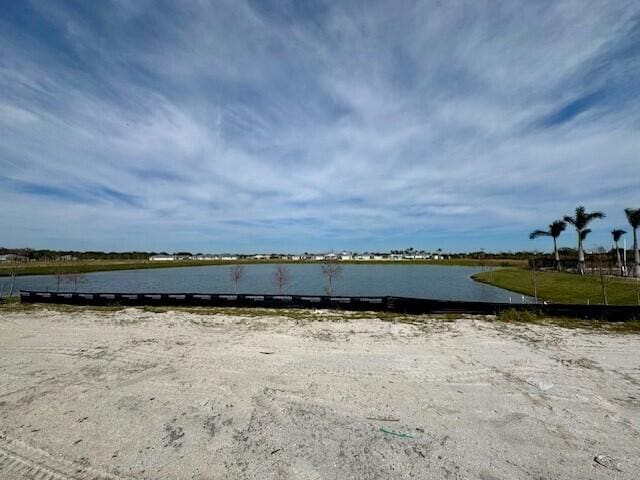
497,308,541,323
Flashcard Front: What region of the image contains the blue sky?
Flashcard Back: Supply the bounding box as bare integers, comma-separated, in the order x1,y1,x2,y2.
1,1,639,253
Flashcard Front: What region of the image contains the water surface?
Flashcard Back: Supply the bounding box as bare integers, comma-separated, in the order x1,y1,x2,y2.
4,264,530,303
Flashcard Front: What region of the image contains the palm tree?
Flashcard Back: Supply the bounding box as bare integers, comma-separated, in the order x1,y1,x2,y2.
625,208,640,277
529,220,566,271
563,206,606,275
611,229,626,275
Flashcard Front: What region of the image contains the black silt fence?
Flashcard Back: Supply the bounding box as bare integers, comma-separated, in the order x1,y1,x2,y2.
19,290,640,321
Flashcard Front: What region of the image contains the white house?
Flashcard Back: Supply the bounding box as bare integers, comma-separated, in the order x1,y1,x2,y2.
149,255,177,261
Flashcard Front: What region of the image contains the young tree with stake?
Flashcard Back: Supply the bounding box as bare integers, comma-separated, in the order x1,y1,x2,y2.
229,264,244,294
273,265,291,294
321,259,342,296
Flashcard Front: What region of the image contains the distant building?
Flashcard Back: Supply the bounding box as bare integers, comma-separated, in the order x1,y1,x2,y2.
191,255,219,260
149,255,177,261
0,254,29,262
57,254,78,261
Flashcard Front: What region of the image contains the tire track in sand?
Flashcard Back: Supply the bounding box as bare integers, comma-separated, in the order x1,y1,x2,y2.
0,436,133,480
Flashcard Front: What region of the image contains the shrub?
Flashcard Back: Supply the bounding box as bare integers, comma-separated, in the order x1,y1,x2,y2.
497,308,541,323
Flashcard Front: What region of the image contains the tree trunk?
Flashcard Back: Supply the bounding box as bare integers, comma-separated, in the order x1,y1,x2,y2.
578,235,585,275
553,237,561,271
634,228,640,278
614,240,622,274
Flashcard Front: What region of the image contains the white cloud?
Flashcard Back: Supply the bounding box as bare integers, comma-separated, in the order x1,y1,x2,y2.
1,0,638,251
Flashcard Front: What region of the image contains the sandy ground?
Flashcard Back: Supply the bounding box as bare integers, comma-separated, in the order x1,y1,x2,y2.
0,308,639,480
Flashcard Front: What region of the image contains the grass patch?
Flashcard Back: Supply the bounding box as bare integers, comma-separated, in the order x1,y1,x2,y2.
496,308,640,333
3,301,638,333
0,298,126,314
473,268,640,305
497,308,542,323
0,296,19,306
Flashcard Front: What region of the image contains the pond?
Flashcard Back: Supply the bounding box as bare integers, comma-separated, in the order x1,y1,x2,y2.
4,264,531,303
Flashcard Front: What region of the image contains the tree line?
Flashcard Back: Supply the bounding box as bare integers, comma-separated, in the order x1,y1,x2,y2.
530,206,640,277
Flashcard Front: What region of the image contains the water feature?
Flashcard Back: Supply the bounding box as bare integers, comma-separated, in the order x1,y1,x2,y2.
4,264,531,303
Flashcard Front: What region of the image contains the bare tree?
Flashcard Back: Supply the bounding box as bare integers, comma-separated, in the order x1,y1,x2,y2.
53,263,65,292
531,257,538,304
65,268,87,292
229,264,244,294
595,247,608,305
321,259,342,296
272,264,291,294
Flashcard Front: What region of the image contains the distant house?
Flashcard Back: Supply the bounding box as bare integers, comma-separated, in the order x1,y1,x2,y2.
149,255,177,261
324,253,338,261
220,255,238,261
191,255,219,260
0,254,29,262
57,254,78,261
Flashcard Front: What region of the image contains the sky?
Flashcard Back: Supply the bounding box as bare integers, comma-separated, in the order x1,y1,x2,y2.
1,0,639,253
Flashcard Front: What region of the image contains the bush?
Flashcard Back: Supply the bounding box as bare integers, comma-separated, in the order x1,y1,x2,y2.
497,308,541,323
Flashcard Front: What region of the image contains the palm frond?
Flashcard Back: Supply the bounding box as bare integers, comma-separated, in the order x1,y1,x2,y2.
549,220,566,238
529,229,551,239
580,228,592,241
585,211,606,222
625,208,640,229
563,215,577,228
611,229,626,242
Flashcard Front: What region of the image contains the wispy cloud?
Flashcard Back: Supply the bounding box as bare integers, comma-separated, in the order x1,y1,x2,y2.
1,0,639,252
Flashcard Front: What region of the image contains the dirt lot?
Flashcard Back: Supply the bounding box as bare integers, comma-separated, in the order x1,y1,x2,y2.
0,308,639,479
